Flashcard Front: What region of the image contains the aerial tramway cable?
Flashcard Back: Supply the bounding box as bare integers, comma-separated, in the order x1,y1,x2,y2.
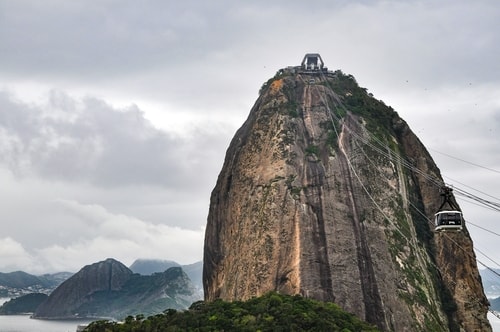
312,71,499,224
467,221,500,238
314,75,500,212
312,74,500,319
440,175,500,203
329,101,500,213
325,90,500,252
429,148,500,175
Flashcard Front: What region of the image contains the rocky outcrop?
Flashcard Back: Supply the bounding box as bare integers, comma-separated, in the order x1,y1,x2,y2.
33,258,201,320
129,259,180,275
203,67,490,331
129,259,203,294
33,258,132,319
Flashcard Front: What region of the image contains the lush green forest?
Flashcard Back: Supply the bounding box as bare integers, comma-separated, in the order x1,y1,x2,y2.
0,293,48,314
84,292,379,331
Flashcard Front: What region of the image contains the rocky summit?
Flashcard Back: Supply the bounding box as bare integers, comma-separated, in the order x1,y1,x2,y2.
33,258,200,320
203,54,490,331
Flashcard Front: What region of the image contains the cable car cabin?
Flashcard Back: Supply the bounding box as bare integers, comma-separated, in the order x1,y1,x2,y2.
434,210,463,231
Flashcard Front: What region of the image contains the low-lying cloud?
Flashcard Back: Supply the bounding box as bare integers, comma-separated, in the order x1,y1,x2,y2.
0,200,204,274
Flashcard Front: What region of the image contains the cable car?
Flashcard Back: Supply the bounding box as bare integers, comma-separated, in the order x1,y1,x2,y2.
434,186,463,231
435,210,463,231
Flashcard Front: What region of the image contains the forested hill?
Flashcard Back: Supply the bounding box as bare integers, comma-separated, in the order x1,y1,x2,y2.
84,292,380,331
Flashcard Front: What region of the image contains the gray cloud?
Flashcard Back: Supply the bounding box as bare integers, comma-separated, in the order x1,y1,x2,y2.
0,90,224,272
0,0,499,278
0,90,227,189
0,199,204,274
0,0,242,79
2,2,496,84
2,0,498,120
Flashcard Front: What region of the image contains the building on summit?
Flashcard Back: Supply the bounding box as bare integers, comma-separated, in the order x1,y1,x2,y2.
283,53,330,75
301,53,325,71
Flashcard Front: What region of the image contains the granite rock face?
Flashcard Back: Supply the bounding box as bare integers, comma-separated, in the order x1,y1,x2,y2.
203,67,490,331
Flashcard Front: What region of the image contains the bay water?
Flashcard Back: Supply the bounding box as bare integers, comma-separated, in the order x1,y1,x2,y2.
0,315,95,332
0,298,96,332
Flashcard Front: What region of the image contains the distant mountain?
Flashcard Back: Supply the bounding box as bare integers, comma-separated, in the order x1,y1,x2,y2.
181,261,203,292
33,258,201,320
490,297,500,311
479,268,500,311
0,293,48,314
0,271,72,297
0,271,47,289
480,268,500,299
39,272,74,287
129,259,203,294
129,259,180,275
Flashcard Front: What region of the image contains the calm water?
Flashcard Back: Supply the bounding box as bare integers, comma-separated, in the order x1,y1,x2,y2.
0,298,96,332
0,315,95,332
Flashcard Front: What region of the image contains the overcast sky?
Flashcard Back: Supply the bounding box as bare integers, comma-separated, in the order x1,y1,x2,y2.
0,0,499,279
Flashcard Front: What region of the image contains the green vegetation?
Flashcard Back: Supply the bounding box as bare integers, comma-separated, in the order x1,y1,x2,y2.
326,71,399,141
318,120,340,149
305,145,319,157
327,130,338,148
287,103,300,118
0,293,48,314
290,186,302,195
84,292,380,332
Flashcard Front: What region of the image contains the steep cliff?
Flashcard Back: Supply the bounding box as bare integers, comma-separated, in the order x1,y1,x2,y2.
203,63,490,331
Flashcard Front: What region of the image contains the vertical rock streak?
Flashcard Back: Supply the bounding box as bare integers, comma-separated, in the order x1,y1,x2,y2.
203,70,491,331
338,118,387,329
299,84,334,302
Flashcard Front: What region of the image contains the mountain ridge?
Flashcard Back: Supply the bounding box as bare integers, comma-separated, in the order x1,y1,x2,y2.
32,258,201,320
0,271,73,298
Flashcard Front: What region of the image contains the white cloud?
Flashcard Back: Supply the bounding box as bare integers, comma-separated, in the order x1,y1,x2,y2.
0,90,225,273
7,200,205,274
0,90,228,190
0,238,37,272
48,200,203,269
